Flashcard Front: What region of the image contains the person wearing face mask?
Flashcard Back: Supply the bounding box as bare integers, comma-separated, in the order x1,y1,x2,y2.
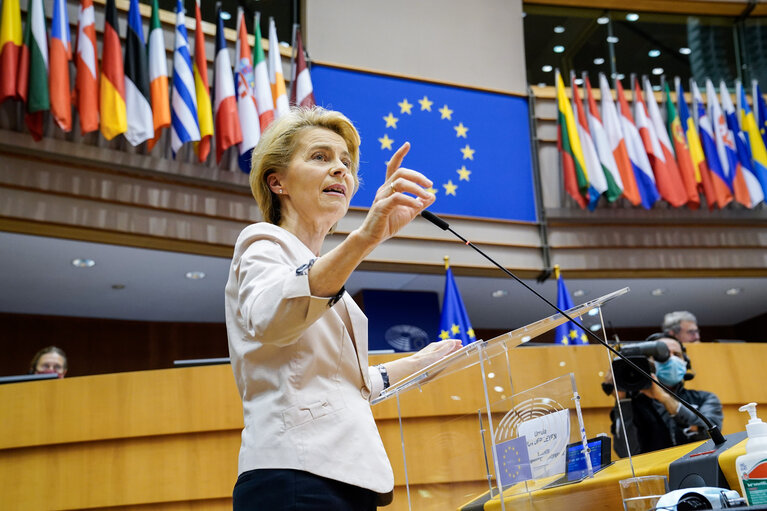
609,334,723,457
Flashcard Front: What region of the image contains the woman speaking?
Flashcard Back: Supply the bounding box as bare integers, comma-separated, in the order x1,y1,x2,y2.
225,107,461,510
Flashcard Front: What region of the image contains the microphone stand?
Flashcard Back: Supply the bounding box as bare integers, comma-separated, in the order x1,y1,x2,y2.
421,210,726,446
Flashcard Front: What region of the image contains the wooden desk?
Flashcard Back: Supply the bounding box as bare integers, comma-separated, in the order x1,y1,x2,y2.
0,343,763,510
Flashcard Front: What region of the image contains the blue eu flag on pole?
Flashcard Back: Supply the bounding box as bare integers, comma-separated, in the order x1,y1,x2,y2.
494,435,533,487
439,260,475,346
554,268,587,345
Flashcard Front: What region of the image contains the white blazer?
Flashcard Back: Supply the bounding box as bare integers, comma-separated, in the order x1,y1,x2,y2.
225,223,393,494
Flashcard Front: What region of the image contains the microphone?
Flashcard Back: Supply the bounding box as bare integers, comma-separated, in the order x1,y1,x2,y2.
420,209,726,446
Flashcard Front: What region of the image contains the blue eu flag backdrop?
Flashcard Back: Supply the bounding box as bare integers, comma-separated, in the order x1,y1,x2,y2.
311,64,537,222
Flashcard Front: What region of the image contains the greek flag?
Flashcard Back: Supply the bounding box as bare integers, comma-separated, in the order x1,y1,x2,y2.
170,0,199,157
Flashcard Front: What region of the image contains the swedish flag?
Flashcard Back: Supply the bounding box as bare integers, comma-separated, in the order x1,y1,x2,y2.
439,258,475,346
553,267,587,345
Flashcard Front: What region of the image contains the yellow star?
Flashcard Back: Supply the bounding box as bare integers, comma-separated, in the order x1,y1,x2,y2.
443,180,458,196
383,112,399,128
418,96,433,111
569,329,577,339
398,99,413,114
425,186,437,195
451,324,461,335
439,104,453,120
378,134,394,150
468,328,475,338
581,333,588,343
439,330,450,340
561,336,569,345
457,165,471,181
454,122,469,138
460,144,475,160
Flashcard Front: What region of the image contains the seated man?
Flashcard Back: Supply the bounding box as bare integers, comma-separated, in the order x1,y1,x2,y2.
663,311,701,344
607,335,722,457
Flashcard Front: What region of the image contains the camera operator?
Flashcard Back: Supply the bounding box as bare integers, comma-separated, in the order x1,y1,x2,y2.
604,334,723,457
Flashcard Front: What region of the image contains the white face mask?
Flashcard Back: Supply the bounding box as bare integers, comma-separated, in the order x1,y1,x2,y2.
656,356,687,386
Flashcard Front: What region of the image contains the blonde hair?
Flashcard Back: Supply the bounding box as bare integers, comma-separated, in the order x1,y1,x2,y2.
249,107,361,225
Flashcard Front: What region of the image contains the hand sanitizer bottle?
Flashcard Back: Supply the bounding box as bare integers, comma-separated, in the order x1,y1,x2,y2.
737,402,767,505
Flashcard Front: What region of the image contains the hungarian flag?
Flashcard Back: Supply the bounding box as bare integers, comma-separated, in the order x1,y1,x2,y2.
235,7,259,173
664,82,700,209
100,0,127,141
252,12,274,132
692,79,731,208
18,0,49,141
571,73,613,209
596,73,640,206
634,78,686,207
147,0,170,151
213,4,242,163
193,0,212,161
676,78,716,209
124,0,153,146
268,17,289,118
74,0,99,134
0,0,22,103
49,0,71,132
555,69,588,208
289,28,315,108
613,77,659,209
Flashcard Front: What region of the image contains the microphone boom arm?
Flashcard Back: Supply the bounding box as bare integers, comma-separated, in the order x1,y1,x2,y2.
420,210,725,446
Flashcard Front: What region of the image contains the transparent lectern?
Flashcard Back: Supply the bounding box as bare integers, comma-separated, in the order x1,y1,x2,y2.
372,287,629,511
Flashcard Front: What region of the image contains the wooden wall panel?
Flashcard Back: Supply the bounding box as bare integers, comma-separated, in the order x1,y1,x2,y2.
1,344,763,510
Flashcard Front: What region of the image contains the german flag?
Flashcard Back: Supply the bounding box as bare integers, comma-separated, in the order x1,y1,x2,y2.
100,0,126,140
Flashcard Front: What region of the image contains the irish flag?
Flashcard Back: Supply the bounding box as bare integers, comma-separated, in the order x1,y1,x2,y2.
147,0,170,151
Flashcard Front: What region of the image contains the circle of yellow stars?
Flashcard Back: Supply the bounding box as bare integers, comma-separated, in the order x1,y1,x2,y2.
439,322,475,341
560,328,588,345
378,95,476,198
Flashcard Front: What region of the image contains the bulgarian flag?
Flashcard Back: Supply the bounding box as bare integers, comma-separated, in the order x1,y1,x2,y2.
100,0,127,141
147,0,170,151
0,0,22,103
49,0,71,132
252,12,274,132
74,0,99,134
193,0,213,162
18,0,49,141
555,69,589,208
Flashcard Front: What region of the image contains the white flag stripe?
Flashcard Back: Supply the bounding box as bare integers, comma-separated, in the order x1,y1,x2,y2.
77,5,97,78
643,77,674,154
31,0,48,68
124,80,154,145
148,28,168,81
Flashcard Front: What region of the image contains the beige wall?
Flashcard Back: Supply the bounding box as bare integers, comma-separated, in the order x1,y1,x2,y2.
304,0,528,94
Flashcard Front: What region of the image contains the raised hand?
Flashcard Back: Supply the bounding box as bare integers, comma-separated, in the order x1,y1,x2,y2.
358,142,436,244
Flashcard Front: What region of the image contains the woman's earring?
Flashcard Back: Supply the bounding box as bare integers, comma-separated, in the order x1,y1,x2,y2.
279,189,283,194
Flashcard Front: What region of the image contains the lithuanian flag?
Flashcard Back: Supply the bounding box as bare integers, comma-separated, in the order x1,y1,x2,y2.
555,70,589,208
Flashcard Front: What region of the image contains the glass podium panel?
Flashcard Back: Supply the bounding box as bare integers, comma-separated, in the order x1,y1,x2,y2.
374,288,629,511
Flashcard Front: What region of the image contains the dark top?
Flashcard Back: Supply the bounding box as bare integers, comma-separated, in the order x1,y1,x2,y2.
610,385,723,458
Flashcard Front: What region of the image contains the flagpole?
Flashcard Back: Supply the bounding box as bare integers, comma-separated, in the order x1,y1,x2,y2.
444,255,449,270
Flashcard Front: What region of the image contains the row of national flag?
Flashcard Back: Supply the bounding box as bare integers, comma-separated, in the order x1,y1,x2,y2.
556,70,767,210
0,0,315,170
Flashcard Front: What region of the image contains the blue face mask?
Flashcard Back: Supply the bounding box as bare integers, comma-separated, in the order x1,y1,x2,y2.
656,356,687,386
